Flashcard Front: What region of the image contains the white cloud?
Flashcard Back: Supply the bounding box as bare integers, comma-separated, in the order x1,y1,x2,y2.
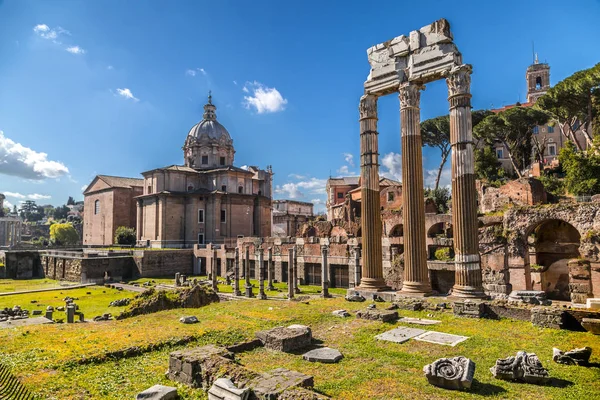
81,184,88,192
288,173,306,180
116,88,139,102
6,192,52,200
337,165,350,174
107,65,114,70
310,198,325,205
198,68,206,75
424,166,452,189
185,68,207,77
381,152,402,181
66,45,85,55
0,131,69,180
185,69,196,77
233,80,238,85
28,193,52,200
4,192,26,199
33,24,57,40
3,199,14,209
243,81,288,114
343,153,355,167
274,177,326,199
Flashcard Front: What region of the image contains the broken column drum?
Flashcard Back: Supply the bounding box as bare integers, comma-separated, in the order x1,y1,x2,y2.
361,18,483,297
399,82,431,295
358,94,387,291
447,65,484,298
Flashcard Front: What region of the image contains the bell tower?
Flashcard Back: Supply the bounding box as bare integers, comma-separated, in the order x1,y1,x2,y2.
526,54,550,103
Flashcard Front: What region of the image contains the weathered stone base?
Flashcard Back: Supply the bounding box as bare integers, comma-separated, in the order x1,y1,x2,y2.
423,356,475,390
356,308,398,323
346,288,395,303
255,325,312,352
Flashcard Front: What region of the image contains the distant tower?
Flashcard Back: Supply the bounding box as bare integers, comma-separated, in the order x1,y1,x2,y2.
526,54,550,103
0,193,4,210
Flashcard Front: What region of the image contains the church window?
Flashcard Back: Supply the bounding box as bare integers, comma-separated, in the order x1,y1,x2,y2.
220,209,226,223
387,192,395,202
548,144,557,156
337,192,344,199
198,209,204,223
147,185,151,194
238,186,243,194
201,155,208,165
573,120,580,130
535,76,542,89
548,125,554,133
187,185,193,192
94,200,100,215
221,185,227,192
533,126,539,134
198,234,204,244
496,148,504,159
220,156,225,166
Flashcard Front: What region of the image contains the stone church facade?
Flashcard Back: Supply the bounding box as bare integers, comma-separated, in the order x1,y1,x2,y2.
84,95,273,248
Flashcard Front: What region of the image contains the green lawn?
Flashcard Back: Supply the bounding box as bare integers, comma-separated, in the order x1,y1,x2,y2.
0,278,81,294
128,275,348,297
0,293,599,400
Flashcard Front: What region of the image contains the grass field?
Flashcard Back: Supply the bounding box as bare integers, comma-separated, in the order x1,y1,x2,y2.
0,283,599,400
0,278,83,294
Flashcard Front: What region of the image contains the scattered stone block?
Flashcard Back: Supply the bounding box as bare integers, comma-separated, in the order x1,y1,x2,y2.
423,356,475,390
208,378,250,400
586,298,600,309
302,347,343,364
490,351,549,384
553,347,592,366
581,318,600,334
413,331,469,347
508,290,551,306
136,384,178,400
356,308,398,323
249,368,314,399
225,339,263,353
453,301,485,318
345,293,366,302
375,327,426,344
279,387,330,399
399,317,441,325
179,316,199,324
392,298,424,311
331,309,350,318
256,325,312,352
32,310,42,316
167,345,234,388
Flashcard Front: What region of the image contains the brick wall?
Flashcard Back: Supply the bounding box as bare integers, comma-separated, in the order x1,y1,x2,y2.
133,249,194,277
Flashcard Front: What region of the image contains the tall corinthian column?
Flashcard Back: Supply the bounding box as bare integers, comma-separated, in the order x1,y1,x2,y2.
358,94,387,291
399,83,431,295
446,65,485,298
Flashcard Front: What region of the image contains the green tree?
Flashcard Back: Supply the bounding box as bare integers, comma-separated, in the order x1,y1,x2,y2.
49,223,79,245
474,106,548,178
474,147,505,185
421,110,492,190
67,196,75,205
535,63,600,150
53,205,70,220
424,187,451,214
558,138,600,196
114,226,137,246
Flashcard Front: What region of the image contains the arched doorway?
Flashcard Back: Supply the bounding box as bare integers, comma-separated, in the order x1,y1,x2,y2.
389,224,404,237
527,219,580,300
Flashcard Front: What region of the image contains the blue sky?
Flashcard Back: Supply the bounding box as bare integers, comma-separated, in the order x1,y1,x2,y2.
1,0,599,213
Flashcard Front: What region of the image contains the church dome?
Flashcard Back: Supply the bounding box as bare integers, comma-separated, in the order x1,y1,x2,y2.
186,93,231,142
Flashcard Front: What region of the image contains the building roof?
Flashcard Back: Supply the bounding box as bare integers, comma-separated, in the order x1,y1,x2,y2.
491,102,534,114
273,199,314,206
327,176,360,186
82,175,143,195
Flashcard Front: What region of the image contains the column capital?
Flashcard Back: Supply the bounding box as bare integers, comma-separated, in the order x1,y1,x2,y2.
446,64,472,98
398,82,424,110
359,94,378,120
320,244,329,253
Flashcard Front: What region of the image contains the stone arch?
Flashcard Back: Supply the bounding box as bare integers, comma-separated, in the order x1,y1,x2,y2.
427,222,453,238
388,224,403,238
526,218,581,300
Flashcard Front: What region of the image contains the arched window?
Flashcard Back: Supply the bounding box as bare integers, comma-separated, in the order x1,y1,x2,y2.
94,200,100,215
238,186,243,194
535,76,542,90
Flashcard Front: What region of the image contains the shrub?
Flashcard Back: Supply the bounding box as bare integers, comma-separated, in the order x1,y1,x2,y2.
49,223,79,245
114,226,136,246
434,247,453,261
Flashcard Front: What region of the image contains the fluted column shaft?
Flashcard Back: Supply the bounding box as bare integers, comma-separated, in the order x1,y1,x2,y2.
267,248,275,290
358,94,387,291
245,246,253,297
447,65,485,298
293,246,300,294
257,248,266,299
354,247,361,287
234,247,242,296
321,245,331,298
287,248,294,299
399,83,431,295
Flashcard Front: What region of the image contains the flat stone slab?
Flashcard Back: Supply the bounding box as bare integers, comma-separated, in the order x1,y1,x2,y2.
0,316,53,329
553,347,592,366
586,298,600,309
399,317,441,325
413,331,469,347
250,368,314,398
582,318,600,334
302,347,343,363
375,327,426,344
136,384,178,400
208,378,250,400
179,315,199,324
332,309,350,318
